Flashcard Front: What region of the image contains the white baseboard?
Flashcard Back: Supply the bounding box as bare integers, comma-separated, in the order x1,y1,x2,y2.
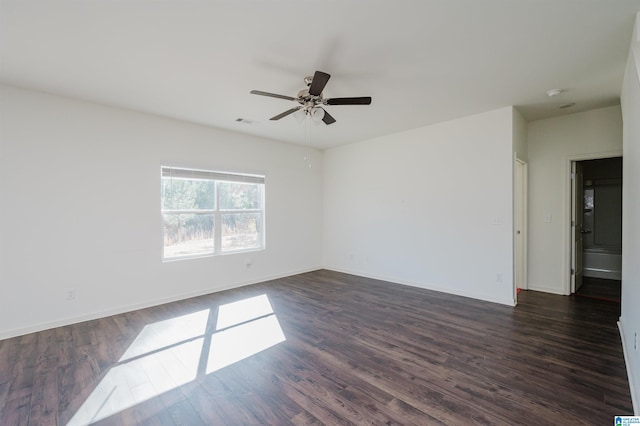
324,266,516,307
526,283,567,295
0,266,322,340
619,320,639,415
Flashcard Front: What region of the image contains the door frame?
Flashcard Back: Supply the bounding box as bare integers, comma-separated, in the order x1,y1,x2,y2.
564,150,622,295
570,161,584,294
514,158,528,302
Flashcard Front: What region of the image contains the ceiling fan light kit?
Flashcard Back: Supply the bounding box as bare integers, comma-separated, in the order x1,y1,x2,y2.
310,106,325,123
250,70,372,125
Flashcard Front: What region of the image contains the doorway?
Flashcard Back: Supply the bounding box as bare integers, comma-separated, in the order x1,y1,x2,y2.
570,156,622,302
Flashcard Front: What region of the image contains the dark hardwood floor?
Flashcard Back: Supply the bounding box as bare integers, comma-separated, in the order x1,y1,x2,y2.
0,270,632,425
575,276,622,303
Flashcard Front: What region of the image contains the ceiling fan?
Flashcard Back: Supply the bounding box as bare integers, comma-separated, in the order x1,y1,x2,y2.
250,70,372,125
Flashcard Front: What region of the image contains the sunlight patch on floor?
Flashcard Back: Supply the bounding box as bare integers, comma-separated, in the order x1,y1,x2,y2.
67,338,203,425
119,309,210,362
67,294,285,424
207,314,285,373
216,294,275,329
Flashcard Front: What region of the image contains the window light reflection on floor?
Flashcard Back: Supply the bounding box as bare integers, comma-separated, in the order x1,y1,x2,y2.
67,294,285,425
207,313,285,373
209,294,285,373
119,309,209,362
216,294,276,329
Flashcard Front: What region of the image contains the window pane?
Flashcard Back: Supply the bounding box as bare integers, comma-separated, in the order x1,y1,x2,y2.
163,213,214,258
222,213,261,252
218,182,261,210
162,177,215,210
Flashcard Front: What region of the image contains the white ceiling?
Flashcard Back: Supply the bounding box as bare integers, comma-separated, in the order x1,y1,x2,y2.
1,1,639,149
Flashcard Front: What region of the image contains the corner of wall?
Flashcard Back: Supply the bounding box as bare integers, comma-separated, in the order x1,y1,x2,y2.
512,107,528,162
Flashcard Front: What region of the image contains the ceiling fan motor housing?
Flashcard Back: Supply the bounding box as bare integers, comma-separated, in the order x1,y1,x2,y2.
297,88,323,112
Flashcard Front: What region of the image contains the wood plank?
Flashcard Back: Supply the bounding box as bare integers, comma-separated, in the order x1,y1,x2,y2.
0,387,31,425
0,336,19,418
165,398,205,426
26,329,58,425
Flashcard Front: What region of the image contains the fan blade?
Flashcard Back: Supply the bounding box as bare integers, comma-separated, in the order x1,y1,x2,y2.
321,108,336,125
326,96,372,105
250,90,297,101
270,107,302,121
308,71,331,96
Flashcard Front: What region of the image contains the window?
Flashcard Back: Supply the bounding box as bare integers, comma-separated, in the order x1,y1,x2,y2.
161,166,265,260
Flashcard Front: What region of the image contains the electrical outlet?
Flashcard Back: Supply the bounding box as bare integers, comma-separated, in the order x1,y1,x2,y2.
65,288,76,301
635,332,637,351
496,273,504,283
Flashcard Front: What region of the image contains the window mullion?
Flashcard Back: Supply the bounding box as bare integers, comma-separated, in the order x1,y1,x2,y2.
214,181,222,255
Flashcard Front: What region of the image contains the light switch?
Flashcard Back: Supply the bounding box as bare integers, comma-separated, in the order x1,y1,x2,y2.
544,214,552,223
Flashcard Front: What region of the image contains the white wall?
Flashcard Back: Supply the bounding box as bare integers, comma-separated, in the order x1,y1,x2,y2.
527,106,622,295
0,85,323,339
323,107,516,306
620,13,640,412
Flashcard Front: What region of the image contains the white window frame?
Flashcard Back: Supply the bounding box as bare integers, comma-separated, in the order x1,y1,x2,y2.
161,166,265,261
